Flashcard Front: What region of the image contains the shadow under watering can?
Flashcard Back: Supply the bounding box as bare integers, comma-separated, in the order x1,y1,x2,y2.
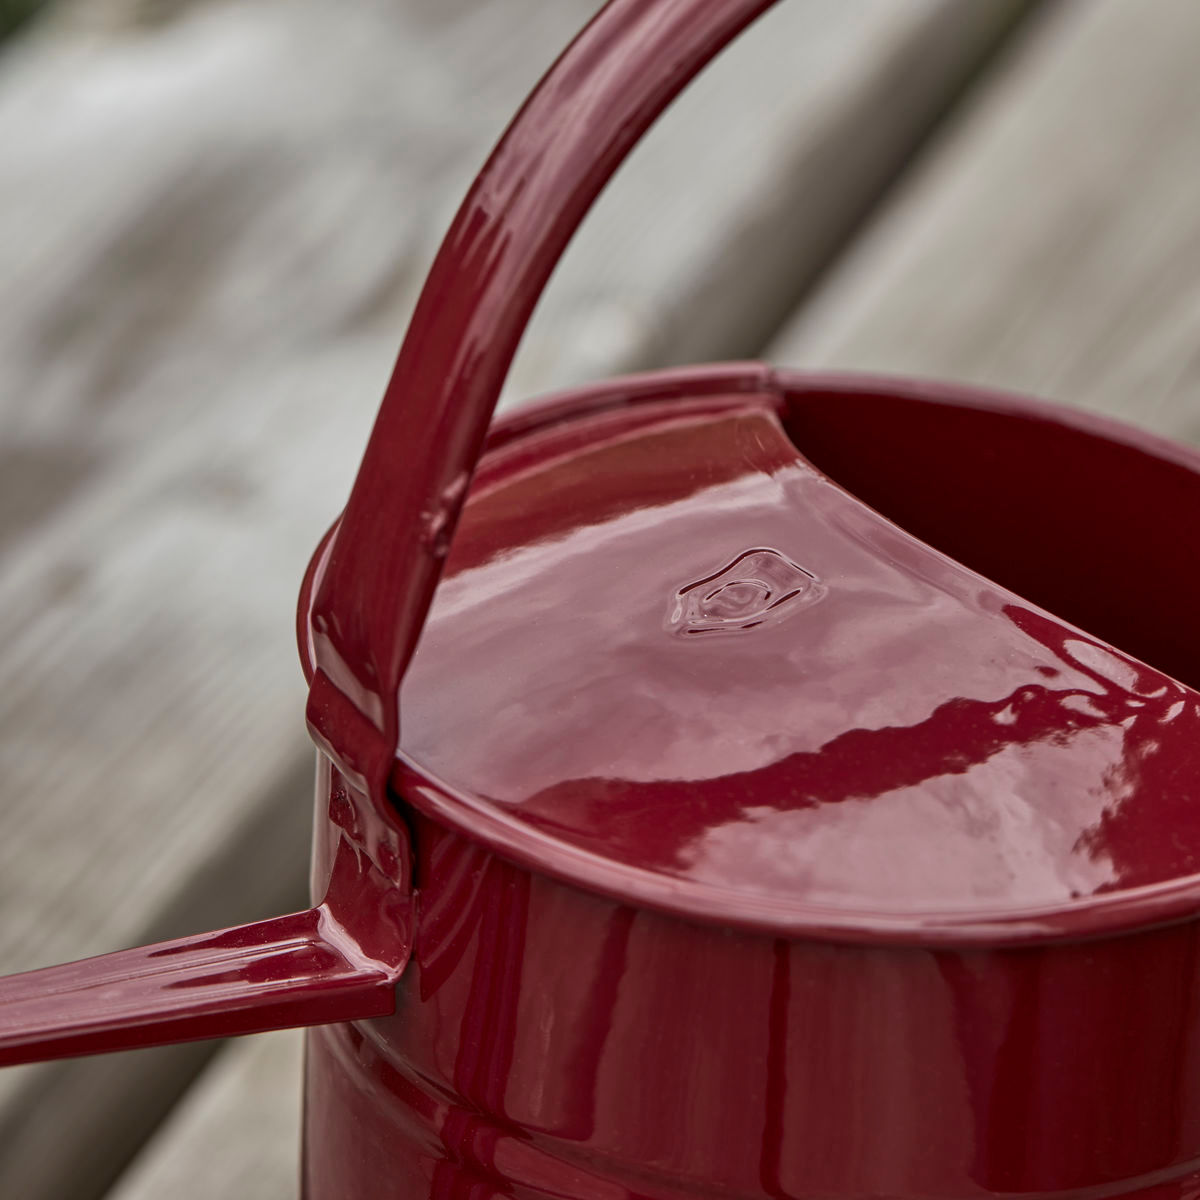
2,1,1200,1197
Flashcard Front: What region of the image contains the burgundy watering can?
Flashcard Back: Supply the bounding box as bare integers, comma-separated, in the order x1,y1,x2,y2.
5,0,1200,1196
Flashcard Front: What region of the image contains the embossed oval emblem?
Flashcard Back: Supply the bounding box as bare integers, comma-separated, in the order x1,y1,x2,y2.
667,548,825,636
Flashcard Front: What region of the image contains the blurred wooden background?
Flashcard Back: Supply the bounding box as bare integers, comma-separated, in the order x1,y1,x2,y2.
0,0,1196,1195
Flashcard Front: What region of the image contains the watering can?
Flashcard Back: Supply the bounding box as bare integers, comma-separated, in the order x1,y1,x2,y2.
4,0,1200,1196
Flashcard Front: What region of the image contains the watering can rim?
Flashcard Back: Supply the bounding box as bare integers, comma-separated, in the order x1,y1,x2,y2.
1,0,1197,1080
298,363,1200,951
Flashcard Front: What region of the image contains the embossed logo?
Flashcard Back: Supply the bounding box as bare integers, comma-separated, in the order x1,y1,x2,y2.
667,548,825,637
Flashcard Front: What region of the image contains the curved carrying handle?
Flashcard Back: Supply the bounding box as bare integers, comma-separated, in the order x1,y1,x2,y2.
0,0,777,1067
307,0,777,805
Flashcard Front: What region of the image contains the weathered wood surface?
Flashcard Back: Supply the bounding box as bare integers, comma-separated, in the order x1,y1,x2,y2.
0,0,1032,1196
107,1031,304,1200
772,0,1200,449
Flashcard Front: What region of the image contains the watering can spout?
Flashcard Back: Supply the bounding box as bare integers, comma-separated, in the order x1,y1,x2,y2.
0,832,411,1066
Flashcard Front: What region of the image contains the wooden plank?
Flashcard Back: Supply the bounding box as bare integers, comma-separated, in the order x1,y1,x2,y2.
771,0,1200,449
0,1,1032,1196
105,1031,304,1200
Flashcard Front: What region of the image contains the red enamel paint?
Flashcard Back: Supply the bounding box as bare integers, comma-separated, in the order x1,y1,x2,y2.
2,2,1200,1198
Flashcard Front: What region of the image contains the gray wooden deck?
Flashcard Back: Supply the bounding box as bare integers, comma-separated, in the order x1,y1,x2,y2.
1,0,1196,1195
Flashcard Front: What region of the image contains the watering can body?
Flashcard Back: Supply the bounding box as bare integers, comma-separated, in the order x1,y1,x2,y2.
302,825,1200,1200
295,367,1200,1200
1,1,1200,1198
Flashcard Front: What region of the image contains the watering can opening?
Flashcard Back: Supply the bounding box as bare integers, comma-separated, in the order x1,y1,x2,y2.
780,378,1200,694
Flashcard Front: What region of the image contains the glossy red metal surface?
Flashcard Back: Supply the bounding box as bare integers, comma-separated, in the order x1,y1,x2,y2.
390,373,1200,942
298,370,1200,1199
302,803,1200,1200
0,761,412,1065
1,1,1199,1198
778,371,1200,695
